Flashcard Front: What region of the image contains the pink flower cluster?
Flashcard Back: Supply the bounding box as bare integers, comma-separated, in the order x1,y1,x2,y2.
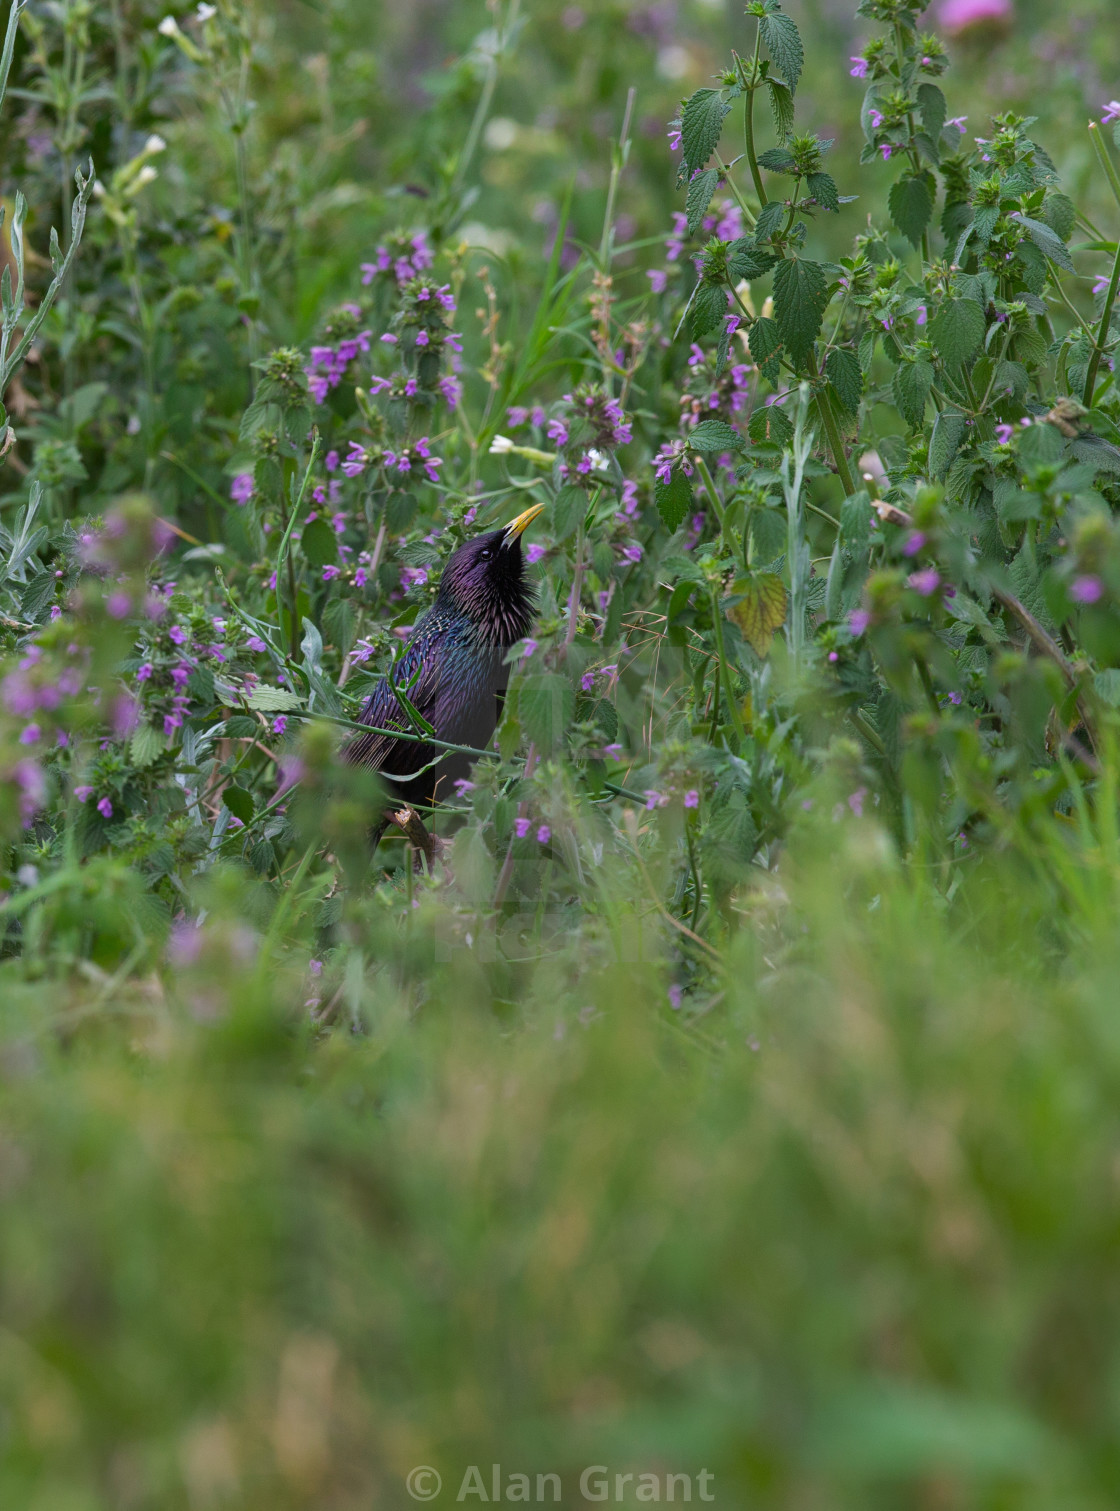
306,329,373,404
360,231,435,288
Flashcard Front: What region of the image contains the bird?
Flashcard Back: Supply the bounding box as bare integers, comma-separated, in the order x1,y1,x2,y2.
344,502,544,843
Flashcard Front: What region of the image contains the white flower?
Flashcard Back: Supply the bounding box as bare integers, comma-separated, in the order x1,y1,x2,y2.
489,434,515,454
586,448,611,472
144,133,167,155
157,15,182,36
134,165,158,189
196,2,217,17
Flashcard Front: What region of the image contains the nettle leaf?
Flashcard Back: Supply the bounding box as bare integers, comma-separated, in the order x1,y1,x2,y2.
916,82,946,142
1015,213,1074,272
749,316,784,381
773,256,829,368
929,410,968,479
749,403,793,446
757,147,798,173
893,359,934,430
729,573,788,658
691,281,729,338
759,10,803,94
728,236,779,279
686,168,720,236
688,418,744,452
223,786,255,824
301,517,338,567
1040,191,1076,241
755,200,786,242
516,673,573,753
888,172,934,249
247,685,304,712
930,298,985,368
858,330,875,374
655,467,694,531
825,347,862,414
807,172,839,212
765,77,794,140
681,88,729,173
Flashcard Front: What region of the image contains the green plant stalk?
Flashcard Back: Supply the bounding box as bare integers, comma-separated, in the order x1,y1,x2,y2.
449,0,521,205
806,353,856,496
692,455,727,533
710,587,745,748
738,33,767,207
1083,127,1120,406
0,0,25,116
1090,122,1120,213
274,436,322,659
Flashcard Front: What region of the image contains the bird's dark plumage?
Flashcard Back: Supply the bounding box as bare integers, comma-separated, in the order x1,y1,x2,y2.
344,505,542,809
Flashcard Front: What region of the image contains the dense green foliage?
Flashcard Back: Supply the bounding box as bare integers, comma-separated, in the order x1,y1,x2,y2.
3,0,1120,1504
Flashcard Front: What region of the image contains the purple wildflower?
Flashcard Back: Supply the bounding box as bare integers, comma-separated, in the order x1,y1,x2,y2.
684,789,699,809
273,715,287,735
908,567,941,596
525,542,547,565
648,268,668,293
97,796,113,819
514,817,531,838
230,472,254,505
1071,574,1104,604
849,56,868,77
536,825,551,844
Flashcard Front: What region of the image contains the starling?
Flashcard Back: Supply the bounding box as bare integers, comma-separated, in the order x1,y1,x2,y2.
344,503,544,819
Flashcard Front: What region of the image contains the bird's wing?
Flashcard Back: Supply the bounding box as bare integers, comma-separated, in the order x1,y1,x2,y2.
344,619,444,779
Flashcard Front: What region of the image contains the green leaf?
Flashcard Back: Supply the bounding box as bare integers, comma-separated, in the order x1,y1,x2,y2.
759,10,803,93
928,411,968,479
807,172,839,212
858,330,875,374
773,256,828,368
840,489,871,554
754,200,785,242
888,172,934,249
749,404,793,446
1015,213,1074,272
893,359,933,429
757,147,797,173
688,418,744,452
749,316,784,381
301,517,338,568
727,237,779,279
516,672,574,752
825,347,862,413
130,723,166,769
690,281,729,339
655,467,695,531
916,82,946,141
223,786,255,824
764,78,794,141
246,685,304,712
680,88,728,173
553,484,586,540
728,573,788,657
929,299,985,368
1040,192,1076,241
686,168,720,236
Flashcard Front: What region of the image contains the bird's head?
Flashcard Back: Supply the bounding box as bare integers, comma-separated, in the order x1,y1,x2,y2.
438,503,544,647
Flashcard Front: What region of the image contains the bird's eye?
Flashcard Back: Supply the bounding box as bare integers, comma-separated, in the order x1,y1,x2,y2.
479,548,493,560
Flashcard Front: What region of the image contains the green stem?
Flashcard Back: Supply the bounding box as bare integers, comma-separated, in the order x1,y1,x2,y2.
806,352,856,496
692,454,727,533
1084,238,1120,407
1090,122,1120,214
739,34,767,207
274,436,322,659
714,153,757,230
710,589,744,747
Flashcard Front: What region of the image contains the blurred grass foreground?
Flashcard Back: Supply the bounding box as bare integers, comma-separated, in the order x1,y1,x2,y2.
3,0,1120,1506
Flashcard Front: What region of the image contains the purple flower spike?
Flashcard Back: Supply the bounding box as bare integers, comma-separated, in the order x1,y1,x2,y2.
849,56,868,78
514,817,531,838
908,567,941,596
97,796,113,819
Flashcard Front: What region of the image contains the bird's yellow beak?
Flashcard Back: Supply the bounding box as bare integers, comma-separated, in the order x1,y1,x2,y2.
503,502,546,541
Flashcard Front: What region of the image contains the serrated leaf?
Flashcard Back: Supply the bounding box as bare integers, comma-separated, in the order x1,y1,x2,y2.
888,172,934,249
301,517,338,568
654,467,695,531
246,686,304,712
680,88,729,173
130,723,166,769
749,404,793,446
553,483,585,540
686,168,720,236
749,316,784,381
765,77,794,140
840,489,871,554
928,410,968,479
807,171,839,212
688,418,744,452
759,11,803,94
893,359,933,429
690,281,729,339
727,236,779,279
1015,213,1074,272
930,298,985,368
223,786,255,823
757,147,797,173
916,82,946,141
516,672,573,752
773,256,828,368
825,347,862,413
728,573,788,657
858,330,875,374
754,200,786,242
